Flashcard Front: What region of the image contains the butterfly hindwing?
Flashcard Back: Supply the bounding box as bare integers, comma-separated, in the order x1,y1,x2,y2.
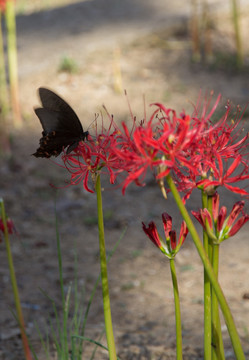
33,88,89,158
35,130,82,158
34,108,62,134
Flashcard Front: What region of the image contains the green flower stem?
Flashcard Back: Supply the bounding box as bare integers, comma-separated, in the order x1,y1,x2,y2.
169,258,182,360
0,11,10,155
0,12,9,116
0,199,32,360
202,192,211,360
5,0,22,126
95,175,117,360
206,195,225,360
54,202,68,357
166,174,245,359
211,243,225,360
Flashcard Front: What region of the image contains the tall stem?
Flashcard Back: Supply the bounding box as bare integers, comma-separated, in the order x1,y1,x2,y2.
95,175,117,360
5,0,22,126
0,12,9,116
169,259,182,360
0,11,10,155
0,199,32,360
202,192,211,360
54,203,68,357
166,174,245,359
211,243,225,360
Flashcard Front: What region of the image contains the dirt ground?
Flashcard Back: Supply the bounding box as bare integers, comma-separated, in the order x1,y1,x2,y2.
1,1,249,359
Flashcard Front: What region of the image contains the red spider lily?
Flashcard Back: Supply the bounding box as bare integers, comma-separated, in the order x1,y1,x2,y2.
172,98,249,199
116,94,249,198
194,103,249,195
61,124,125,192
148,105,207,176
196,155,249,196
114,122,173,193
61,95,248,198
192,193,249,243
142,213,188,258
114,103,211,193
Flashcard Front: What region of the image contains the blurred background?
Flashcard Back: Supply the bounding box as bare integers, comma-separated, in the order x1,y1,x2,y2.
0,1,249,359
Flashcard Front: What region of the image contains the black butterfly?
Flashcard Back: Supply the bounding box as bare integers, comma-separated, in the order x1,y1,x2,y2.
33,87,89,158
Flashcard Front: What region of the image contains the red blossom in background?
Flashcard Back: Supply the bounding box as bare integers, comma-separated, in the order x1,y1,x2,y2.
142,213,188,258
0,0,6,12
0,0,15,12
0,217,15,241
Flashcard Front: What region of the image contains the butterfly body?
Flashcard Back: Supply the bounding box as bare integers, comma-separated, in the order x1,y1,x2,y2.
33,88,88,158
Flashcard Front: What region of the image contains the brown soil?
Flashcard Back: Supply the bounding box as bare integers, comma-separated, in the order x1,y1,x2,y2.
1,1,249,359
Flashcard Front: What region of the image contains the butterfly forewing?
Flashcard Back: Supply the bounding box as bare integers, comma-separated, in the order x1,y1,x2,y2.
38,87,84,134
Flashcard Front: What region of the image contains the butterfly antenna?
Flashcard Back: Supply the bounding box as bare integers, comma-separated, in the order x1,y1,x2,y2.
87,114,98,130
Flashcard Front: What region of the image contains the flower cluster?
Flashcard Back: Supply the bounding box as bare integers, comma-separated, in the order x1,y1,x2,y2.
192,193,249,243
190,102,249,198
61,119,125,192
61,95,249,200
113,95,249,198
142,213,188,259
113,104,210,193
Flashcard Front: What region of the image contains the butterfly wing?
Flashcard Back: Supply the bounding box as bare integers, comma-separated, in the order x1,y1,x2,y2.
33,131,79,158
33,88,88,158
38,87,84,134
33,108,81,157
